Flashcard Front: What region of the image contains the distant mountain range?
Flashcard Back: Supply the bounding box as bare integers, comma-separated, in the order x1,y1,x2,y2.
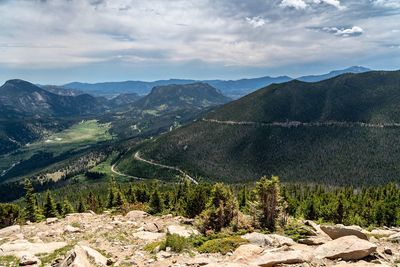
129,70,400,186
0,80,103,118
62,66,371,98
0,80,229,155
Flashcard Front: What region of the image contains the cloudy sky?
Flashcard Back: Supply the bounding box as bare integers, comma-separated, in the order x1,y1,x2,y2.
0,0,399,84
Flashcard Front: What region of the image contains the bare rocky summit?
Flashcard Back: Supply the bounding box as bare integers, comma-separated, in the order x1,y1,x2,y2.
1,211,400,266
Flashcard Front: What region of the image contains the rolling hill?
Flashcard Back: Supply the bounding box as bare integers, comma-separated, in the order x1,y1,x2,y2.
124,70,400,186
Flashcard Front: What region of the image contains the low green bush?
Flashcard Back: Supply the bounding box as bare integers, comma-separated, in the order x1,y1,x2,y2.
160,234,190,252
197,236,248,255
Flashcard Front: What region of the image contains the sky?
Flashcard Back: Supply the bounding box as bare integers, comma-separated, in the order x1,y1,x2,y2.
0,0,399,84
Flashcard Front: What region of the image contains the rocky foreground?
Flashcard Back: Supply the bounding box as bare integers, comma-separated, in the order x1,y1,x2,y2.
1,211,400,267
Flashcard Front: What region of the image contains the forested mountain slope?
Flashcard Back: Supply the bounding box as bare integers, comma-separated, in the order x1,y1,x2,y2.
133,71,400,185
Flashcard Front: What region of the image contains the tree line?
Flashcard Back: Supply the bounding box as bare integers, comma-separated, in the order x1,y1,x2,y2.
1,177,399,233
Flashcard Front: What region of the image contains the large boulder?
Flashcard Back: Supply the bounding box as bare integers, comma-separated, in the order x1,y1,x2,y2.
18,252,40,266
58,245,91,267
0,225,20,238
315,235,377,260
250,249,312,267
388,232,400,243
64,225,81,234
0,240,67,256
125,210,149,221
370,229,397,237
320,224,368,240
231,244,264,263
81,245,108,266
166,225,199,238
241,232,295,247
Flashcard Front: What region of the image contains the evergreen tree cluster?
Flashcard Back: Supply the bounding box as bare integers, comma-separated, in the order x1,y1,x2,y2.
1,177,399,232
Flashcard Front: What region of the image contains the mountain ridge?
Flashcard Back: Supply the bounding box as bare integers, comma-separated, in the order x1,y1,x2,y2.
62,66,371,98
126,70,400,185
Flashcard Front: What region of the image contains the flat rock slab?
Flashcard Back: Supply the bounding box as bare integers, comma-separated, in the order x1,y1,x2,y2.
320,224,368,240
0,240,67,256
241,232,295,247
0,225,21,238
166,225,199,238
250,249,312,267
315,235,377,261
232,244,264,263
133,231,165,241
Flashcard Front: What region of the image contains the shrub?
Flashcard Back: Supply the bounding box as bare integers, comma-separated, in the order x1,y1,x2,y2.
0,203,21,228
160,234,190,253
197,236,248,255
284,221,314,241
145,234,190,253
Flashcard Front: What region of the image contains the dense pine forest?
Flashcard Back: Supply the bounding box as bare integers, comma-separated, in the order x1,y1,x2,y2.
1,176,399,231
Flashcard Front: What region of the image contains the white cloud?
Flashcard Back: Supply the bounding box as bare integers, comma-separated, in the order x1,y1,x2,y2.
320,26,364,37
280,0,308,10
0,0,397,77
246,16,267,28
372,0,400,9
313,0,344,9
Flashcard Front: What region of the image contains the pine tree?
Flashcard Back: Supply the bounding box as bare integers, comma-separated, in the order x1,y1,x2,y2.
107,177,117,208
77,198,86,213
23,179,42,222
149,186,164,214
43,191,58,218
86,192,98,213
238,186,248,211
56,202,63,216
198,183,238,233
255,176,281,231
62,200,75,215
115,191,126,209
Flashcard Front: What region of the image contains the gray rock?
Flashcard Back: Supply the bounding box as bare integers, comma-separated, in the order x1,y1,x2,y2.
19,252,40,266
46,218,58,225
0,240,67,256
58,245,91,267
0,225,20,238
166,225,199,238
81,245,108,266
125,210,149,221
320,224,368,240
315,235,377,260
64,225,81,234
250,249,312,267
241,232,295,247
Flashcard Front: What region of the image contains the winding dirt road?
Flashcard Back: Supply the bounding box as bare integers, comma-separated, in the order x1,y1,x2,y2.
203,118,400,128
134,151,198,185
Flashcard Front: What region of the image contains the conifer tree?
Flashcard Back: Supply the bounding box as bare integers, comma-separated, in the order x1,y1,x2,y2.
77,198,86,213
238,186,248,211
23,179,42,222
43,191,58,218
62,200,75,215
107,177,117,208
255,176,281,231
149,185,164,214
198,183,238,233
86,192,99,213
115,191,126,209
